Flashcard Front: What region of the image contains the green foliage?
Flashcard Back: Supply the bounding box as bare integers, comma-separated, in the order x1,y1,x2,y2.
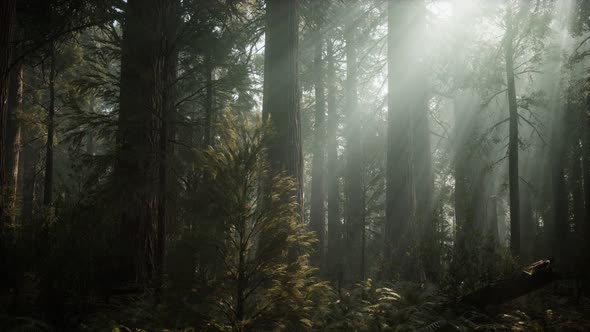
199,112,330,331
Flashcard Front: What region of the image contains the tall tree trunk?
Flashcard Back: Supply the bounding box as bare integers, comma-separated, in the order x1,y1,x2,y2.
115,0,179,286
309,4,326,268
571,141,585,234
344,5,364,280
385,0,416,278
326,40,341,279
489,195,499,243
86,97,95,155
549,115,569,264
20,139,36,225
504,8,520,257
43,47,56,207
453,93,472,249
0,0,16,225
155,2,178,300
583,95,590,271
520,185,535,261
3,63,22,224
204,56,214,148
262,0,302,220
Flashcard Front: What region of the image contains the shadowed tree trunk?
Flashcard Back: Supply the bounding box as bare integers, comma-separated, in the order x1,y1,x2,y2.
262,0,302,221
344,4,364,280
584,96,590,259
326,39,342,279
385,0,416,278
204,56,214,148
20,135,37,225
155,0,179,301
549,114,569,264
3,63,22,224
43,46,56,207
520,185,535,261
571,139,585,235
309,3,326,268
0,0,17,225
115,0,180,286
504,7,520,257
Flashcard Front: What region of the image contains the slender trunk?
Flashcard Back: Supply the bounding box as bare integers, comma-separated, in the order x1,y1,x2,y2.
86,97,95,155
489,195,499,243
43,47,56,207
504,9,520,257
309,6,326,267
204,57,214,147
519,185,534,261
583,96,590,272
453,94,471,248
3,63,22,224
385,0,416,278
326,40,341,279
0,0,16,225
236,237,245,325
20,140,36,224
572,140,585,234
262,0,302,221
584,98,590,258
344,7,364,280
550,117,568,263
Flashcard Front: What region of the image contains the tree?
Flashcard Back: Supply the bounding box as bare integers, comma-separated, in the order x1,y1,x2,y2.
326,38,342,280
2,61,22,224
114,0,179,286
262,0,302,221
309,2,326,268
204,113,325,331
504,5,520,257
384,0,417,278
343,1,364,280
0,0,17,225
43,45,56,207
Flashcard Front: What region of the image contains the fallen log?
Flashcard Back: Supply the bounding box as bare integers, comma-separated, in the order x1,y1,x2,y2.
460,259,560,307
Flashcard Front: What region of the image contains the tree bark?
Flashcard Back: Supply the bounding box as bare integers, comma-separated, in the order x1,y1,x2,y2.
504,8,520,257
0,0,16,225
549,115,569,263
326,40,341,279
262,0,302,221
3,63,22,224
43,46,56,207
584,96,590,262
204,56,214,148
570,135,585,231
115,0,179,286
309,4,326,268
385,0,416,278
344,5,364,280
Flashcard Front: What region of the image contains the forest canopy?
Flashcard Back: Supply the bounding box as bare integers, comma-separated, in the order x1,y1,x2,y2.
1,0,590,331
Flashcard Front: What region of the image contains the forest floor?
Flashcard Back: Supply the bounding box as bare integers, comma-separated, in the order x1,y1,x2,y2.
441,289,590,331
1,278,589,331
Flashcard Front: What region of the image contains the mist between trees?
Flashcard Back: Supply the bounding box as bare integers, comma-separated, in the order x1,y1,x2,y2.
1,0,589,331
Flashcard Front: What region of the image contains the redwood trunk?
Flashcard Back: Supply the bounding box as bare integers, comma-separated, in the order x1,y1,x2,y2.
326,40,341,278
385,0,416,277
309,5,326,267
262,0,302,220
3,63,22,223
344,7,364,280
0,0,16,224
43,47,56,207
504,9,520,257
